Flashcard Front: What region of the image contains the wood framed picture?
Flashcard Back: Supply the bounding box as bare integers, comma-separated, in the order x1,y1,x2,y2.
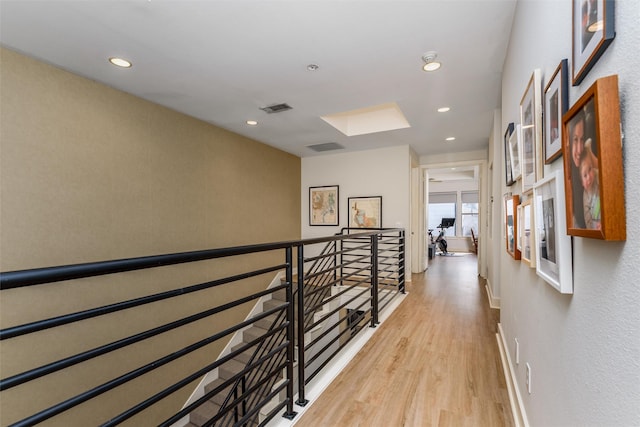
520,69,543,193
505,194,520,260
544,59,569,164
533,170,573,294
562,74,625,240
504,123,515,187
572,0,615,86
348,196,382,228
309,185,339,226
520,198,536,268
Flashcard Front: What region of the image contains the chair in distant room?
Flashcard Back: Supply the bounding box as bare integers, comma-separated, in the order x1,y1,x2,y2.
470,228,478,254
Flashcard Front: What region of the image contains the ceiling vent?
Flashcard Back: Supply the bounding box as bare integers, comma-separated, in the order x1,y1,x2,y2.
260,103,292,114
307,142,345,152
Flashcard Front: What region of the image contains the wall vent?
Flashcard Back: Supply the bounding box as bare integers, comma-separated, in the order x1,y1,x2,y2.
260,103,292,114
307,142,345,152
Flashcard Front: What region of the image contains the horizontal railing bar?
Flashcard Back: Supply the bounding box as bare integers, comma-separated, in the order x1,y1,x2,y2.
0,266,286,341
306,286,370,332
0,287,280,391
1,230,401,289
307,298,371,351
303,276,369,319
232,374,288,427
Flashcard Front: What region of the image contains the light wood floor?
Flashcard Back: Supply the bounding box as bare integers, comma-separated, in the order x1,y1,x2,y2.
293,254,513,427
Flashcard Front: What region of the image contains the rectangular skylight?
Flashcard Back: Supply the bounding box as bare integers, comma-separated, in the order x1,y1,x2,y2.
321,102,411,137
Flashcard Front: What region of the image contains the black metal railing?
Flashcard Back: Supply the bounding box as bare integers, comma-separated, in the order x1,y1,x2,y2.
0,229,405,426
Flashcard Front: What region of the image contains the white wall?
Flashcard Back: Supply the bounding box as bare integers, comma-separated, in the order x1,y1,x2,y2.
302,145,412,277
498,1,640,425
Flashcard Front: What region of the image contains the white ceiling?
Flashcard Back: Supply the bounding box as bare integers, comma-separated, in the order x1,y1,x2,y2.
0,0,516,158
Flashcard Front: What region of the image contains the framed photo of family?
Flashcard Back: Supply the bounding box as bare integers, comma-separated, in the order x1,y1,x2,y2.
520,69,543,193
504,123,516,186
309,185,339,226
572,0,615,86
504,194,521,260
543,59,568,164
348,196,382,228
562,75,624,240
533,171,573,294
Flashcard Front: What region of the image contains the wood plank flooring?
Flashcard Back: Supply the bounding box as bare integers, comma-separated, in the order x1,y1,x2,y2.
293,254,513,427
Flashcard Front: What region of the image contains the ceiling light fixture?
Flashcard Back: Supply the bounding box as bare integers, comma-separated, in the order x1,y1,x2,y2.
246,120,258,126
307,64,319,71
422,51,441,72
437,107,450,113
108,57,132,68
445,137,456,141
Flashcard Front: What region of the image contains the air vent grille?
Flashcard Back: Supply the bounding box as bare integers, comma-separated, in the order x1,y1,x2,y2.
307,143,345,152
260,103,292,114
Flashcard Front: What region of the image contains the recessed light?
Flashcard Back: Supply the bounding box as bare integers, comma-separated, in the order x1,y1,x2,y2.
423,62,442,72
445,137,456,141
422,51,441,72
307,64,319,71
109,57,132,68
437,107,451,113
246,120,258,126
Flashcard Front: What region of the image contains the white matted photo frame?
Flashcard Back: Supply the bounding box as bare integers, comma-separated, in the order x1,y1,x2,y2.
348,196,382,228
309,185,339,226
504,194,520,260
520,198,536,268
544,59,568,164
520,69,543,193
572,0,615,86
533,170,573,294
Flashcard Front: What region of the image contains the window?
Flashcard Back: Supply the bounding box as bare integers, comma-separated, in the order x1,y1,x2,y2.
428,192,456,237
461,191,479,236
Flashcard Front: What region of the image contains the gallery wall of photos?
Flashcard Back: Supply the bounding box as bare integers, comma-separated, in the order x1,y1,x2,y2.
503,0,624,294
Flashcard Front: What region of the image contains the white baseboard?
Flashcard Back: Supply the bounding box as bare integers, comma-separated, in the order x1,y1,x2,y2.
496,323,529,427
485,280,500,309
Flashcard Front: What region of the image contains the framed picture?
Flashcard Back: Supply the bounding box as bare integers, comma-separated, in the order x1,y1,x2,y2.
520,198,536,268
516,203,523,252
309,185,339,226
533,171,573,293
572,0,615,86
520,69,543,193
504,123,515,186
544,59,569,164
348,196,382,228
504,194,520,260
562,75,625,240
509,124,522,182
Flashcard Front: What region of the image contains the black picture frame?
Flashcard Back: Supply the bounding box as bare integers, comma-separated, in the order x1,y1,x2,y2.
572,0,615,86
504,123,515,186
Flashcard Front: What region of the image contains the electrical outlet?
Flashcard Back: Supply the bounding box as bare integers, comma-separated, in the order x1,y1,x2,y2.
526,363,532,394
515,338,520,364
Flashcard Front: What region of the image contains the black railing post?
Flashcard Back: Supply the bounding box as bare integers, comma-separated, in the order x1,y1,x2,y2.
296,245,309,406
371,234,379,327
399,230,406,294
282,246,297,420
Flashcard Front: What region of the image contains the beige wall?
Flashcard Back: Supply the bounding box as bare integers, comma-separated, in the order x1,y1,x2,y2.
0,47,301,425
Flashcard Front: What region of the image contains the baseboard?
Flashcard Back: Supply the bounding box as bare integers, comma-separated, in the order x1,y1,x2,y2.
496,324,529,427
485,280,500,309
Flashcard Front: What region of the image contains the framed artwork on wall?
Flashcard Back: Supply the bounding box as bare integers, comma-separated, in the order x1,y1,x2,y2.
520,69,543,194
348,196,382,228
562,74,625,240
309,185,339,226
504,194,520,260
544,59,569,164
509,124,522,182
533,171,573,294
504,123,515,187
572,0,615,86
520,198,536,268
516,203,523,253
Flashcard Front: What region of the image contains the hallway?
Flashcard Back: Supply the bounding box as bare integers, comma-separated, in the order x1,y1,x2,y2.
294,254,513,426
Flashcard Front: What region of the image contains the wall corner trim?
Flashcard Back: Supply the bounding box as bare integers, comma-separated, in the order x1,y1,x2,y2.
485,280,500,309
496,323,529,427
